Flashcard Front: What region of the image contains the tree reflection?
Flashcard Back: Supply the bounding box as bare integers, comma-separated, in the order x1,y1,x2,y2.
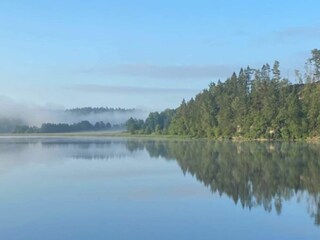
31,138,320,225
125,140,320,225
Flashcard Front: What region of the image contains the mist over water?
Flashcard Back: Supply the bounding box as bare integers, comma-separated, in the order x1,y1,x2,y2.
0,96,149,127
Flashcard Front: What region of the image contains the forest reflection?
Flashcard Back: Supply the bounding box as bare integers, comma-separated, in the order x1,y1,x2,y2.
137,140,320,226
38,139,320,225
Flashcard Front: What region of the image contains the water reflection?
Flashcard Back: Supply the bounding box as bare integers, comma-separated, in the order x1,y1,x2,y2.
134,141,320,225
0,138,319,226
130,140,320,226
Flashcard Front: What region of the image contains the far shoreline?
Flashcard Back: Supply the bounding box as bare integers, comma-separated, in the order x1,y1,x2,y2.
0,131,319,143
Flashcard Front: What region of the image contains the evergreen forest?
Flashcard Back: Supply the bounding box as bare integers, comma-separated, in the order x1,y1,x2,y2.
126,49,320,140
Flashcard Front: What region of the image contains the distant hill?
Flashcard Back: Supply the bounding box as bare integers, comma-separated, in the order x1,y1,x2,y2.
65,107,138,115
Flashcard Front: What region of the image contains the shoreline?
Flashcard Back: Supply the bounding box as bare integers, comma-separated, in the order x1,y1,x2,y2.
0,131,319,143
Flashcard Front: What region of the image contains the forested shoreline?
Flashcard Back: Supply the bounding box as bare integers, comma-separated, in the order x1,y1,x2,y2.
0,107,136,133
126,49,320,140
13,121,125,134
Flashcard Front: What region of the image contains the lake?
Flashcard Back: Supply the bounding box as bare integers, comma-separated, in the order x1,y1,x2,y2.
0,137,319,240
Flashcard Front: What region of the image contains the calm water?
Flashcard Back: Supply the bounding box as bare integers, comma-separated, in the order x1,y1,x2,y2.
0,137,319,240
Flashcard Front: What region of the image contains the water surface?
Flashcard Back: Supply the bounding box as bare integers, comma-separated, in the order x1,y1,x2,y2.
0,137,319,240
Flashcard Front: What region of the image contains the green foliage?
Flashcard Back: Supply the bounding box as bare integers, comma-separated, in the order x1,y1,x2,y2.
126,117,144,134
13,121,117,133
126,109,176,135
128,49,320,140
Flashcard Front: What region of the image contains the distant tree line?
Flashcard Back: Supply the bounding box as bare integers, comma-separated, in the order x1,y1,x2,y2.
126,49,320,140
66,107,137,115
0,106,137,134
126,109,176,134
13,121,125,133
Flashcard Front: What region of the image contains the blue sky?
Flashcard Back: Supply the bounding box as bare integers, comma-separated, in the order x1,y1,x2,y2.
1,0,320,110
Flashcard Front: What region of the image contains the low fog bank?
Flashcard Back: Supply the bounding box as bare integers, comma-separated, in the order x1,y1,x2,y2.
64,109,149,126
0,96,149,131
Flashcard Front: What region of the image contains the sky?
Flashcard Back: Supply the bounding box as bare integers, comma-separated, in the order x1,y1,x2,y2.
1,0,320,110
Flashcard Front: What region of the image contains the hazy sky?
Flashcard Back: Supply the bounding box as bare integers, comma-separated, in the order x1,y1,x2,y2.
1,0,320,110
